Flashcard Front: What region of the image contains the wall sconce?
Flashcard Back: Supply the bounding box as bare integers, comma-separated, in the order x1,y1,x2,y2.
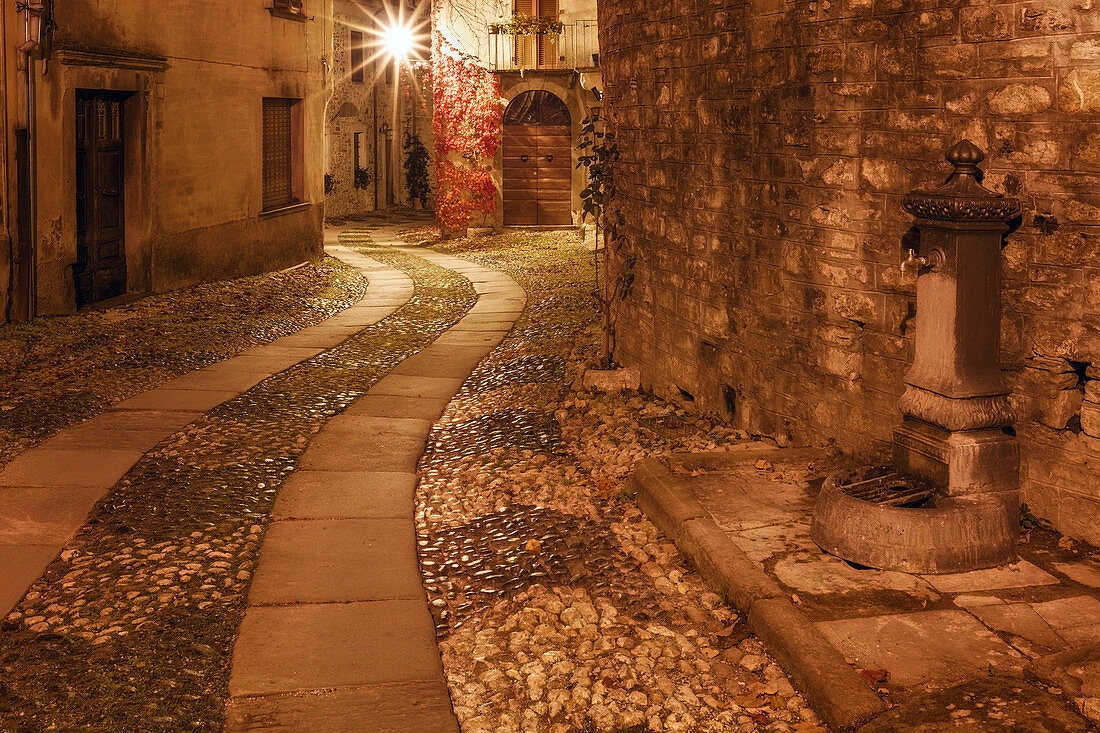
380,121,393,136
16,1,47,53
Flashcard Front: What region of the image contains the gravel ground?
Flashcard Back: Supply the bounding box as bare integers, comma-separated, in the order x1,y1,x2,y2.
0,257,366,471
0,247,474,732
417,229,827,732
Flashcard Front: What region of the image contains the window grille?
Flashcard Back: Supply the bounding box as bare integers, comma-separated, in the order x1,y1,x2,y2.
272,0,304,14
262,98,295,211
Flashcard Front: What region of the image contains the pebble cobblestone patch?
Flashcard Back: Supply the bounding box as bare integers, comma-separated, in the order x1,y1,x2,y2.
0,250,474,731
414,230,827,733
0,258,366,471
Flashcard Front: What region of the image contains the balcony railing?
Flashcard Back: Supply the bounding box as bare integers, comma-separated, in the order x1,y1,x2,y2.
487,20,598,71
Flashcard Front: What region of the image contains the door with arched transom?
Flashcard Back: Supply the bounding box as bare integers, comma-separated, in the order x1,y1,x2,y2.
503,90,571,226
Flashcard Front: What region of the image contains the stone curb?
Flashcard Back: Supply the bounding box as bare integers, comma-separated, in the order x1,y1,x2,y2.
0,252,414,621
631,449,887,731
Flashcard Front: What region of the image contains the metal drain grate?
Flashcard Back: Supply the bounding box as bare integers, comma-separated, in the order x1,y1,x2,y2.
839,469,935,507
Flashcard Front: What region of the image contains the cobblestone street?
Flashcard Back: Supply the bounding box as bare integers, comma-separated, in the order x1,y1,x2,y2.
0,221,823,732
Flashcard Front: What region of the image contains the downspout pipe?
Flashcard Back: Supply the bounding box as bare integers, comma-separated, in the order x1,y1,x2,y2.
15,2,42,319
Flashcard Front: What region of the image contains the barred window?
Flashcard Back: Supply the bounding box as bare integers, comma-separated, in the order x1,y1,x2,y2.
262,98,300,211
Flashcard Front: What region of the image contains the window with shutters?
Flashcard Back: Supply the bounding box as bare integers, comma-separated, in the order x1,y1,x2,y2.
262,97,302,212
513,0,559,69
350,30,365,82
270,0,306,20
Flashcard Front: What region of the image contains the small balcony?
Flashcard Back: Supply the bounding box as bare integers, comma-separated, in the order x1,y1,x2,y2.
486,20,598,71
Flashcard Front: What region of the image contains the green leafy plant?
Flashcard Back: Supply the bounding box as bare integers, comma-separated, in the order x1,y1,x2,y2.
353,167,373,190
403,132,432,206
324,173,335,195
490,13,564,36
576,111,635,369
1020,503,1052,532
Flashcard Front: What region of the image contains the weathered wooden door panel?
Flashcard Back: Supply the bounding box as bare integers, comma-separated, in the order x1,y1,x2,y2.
75,92,126,307
503,91,571,226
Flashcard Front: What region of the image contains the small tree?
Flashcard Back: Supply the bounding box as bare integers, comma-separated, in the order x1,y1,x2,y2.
576,111,635,369
403,132,432,207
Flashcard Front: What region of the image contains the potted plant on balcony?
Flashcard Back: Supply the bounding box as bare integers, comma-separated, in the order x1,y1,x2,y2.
496,13,564,37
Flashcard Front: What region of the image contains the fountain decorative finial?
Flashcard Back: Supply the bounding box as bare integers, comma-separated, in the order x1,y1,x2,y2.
902,140,1020,223
944,139,984,180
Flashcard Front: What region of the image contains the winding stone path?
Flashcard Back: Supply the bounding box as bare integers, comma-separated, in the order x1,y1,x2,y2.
0,249,413,621
224,227,526,731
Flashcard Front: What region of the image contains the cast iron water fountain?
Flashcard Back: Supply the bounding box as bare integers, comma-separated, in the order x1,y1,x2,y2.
812,141,1021,574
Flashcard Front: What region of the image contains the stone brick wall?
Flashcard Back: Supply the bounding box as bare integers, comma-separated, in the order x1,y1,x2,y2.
598,0,1100,541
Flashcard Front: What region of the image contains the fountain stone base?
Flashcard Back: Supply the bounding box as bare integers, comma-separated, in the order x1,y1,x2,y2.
893,419,1019,499
810,466,1018,575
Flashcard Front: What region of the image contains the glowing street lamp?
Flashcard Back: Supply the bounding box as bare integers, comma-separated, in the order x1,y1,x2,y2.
383,22,415,61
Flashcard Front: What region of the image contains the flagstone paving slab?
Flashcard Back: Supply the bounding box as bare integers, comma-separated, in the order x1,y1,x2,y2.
342,393,451,420
0,545,58,618
1054,559,1100,588
158,370,271,393
856,676,1092,732
322,414,434,438
1031,595,1100,629
248,518,421,604
228,599,443,697
969,602,1066,650
226,228,524,732
111,388,241,412
370,374,467,399
0,448,145,488
921,560,1059,593
0,486,108,543
39,409,196,450
225,681,460,733
298,431,425,473
816,610,1024,688
272,470,417,520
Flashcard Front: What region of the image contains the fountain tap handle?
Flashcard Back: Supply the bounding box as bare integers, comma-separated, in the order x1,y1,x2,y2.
901,248,928,273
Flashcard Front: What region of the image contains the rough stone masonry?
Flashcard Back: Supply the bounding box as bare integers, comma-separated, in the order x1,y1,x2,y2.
596,0,1100,542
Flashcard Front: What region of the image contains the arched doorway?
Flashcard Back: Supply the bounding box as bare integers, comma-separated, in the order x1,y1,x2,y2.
503,90,571,226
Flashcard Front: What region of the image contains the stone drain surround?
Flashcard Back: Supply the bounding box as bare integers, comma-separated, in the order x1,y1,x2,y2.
0,245,413,620
225,228,526,730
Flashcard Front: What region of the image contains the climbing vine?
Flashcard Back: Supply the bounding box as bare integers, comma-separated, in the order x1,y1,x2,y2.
577,111,635,369
431,20,504,236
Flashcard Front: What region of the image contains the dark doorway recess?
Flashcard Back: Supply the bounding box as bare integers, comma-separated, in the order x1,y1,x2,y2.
503,90,571,226
75,91,128,307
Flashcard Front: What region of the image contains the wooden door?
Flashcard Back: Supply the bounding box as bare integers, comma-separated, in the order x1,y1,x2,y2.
75,92,126,307
503,91,571,227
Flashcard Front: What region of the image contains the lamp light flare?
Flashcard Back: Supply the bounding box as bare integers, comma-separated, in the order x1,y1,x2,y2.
384,23,415,59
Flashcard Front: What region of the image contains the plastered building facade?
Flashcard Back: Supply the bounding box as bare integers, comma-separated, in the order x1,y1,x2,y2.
2,0,332,318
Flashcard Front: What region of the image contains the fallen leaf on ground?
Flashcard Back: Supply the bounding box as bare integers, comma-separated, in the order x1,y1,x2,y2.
858,668,889,687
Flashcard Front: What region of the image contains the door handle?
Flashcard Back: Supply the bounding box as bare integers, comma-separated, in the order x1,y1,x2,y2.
521,155,529,163
545,155,554,163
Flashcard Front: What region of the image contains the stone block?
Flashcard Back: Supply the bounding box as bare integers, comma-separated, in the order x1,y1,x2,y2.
228,600,443,696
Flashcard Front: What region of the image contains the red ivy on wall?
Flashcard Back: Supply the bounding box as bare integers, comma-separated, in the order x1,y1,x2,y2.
430,19,503,235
